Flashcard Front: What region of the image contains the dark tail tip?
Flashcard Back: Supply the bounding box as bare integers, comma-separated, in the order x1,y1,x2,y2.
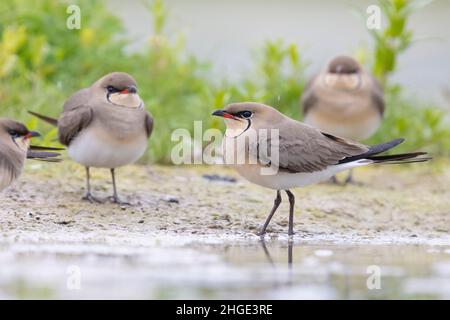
28,111,58,127
369,152,432,164
27,150,63,162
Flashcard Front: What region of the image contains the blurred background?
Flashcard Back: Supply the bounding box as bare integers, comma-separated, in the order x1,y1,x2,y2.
1,0,449,163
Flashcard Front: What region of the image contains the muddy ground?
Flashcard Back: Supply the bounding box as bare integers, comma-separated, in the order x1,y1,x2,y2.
1,160,449,244
0,160,449,299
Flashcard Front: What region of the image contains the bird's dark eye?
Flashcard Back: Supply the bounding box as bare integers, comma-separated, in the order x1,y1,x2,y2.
8,130,20,138
240,111,253,119
106,85,117,93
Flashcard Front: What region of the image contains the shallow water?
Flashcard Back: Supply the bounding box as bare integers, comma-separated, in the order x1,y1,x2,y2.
1,237,449,299
1,163,449,299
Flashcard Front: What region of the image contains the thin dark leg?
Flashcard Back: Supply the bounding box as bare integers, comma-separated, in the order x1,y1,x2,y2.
111,168,118,200
259,190,282,236
85,167,91,195
109,168,130,205
82,167,102,203
285,190,295,236
344,169,353,184
330,175,339,184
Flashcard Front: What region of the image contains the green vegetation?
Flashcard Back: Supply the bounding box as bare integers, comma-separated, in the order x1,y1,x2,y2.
356,0,450,154
0,0,448,163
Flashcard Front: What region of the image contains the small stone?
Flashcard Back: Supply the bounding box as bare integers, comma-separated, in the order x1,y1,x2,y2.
219,214,232,221
55,220,73,225
163,195,179,204
203,174,237,183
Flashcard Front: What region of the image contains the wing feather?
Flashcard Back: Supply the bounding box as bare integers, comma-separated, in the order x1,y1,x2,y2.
370,74,385,115
58,104,93,146
301,74,319,115
263,121,369,173
145,112,154,138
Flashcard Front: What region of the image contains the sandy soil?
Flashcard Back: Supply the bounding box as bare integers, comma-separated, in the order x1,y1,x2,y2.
1,159,449,245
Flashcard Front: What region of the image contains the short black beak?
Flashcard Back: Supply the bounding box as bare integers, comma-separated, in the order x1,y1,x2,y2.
127,85,137,94
30,131,41,138
212,109,225,117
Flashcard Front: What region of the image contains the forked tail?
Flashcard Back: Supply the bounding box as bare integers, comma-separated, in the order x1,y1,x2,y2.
339,138,431,165
28,111,58,127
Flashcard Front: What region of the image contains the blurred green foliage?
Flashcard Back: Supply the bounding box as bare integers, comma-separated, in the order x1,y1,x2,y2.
366,86,450,154
357,0,450,154
0,0,448,164
229,40,306,120
369,0,432,84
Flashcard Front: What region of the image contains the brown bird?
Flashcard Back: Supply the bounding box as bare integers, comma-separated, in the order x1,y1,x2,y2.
0,118,62,192
301,55,385,183
29,72,153,204
212,102,430,236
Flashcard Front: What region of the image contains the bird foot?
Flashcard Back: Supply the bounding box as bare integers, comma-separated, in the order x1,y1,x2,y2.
108,196,131,206
343,177,363,186
329,176,339,185
257,229,268,237
82,193,104,204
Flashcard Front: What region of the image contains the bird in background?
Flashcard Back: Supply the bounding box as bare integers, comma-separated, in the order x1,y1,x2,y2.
301,55,385,184
29,72,153,205
0,118,62,192
212,102,430,236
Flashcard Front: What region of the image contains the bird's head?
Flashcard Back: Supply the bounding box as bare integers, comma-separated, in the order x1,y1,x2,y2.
0,118,40,154
212,102,283,137
325,56,362,90
96,72,143,109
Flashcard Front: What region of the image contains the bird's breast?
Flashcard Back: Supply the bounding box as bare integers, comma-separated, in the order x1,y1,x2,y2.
305,83,382,140
68,125,148,168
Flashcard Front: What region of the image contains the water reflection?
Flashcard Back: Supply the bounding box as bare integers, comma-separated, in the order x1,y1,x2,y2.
0,240,449,299
252,240,450,299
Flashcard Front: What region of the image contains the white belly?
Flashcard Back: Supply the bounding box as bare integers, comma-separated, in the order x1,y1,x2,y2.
234,160,369,190
68,128,148,168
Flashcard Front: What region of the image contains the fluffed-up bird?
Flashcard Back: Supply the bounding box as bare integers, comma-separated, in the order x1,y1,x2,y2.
212,102,430,236
301,55,385,183
0,118,62,192
29,72,153,204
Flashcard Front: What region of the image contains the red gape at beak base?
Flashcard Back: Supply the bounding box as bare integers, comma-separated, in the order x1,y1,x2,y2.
223,113,235,119
24,131,41,140
120,89,129,94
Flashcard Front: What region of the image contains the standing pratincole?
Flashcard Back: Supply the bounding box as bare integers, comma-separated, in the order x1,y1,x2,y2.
29,72,153,205
212,102,430,236
301,56,385,184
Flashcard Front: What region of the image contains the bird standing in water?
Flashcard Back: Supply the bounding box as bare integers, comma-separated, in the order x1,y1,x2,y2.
212,102,429,236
